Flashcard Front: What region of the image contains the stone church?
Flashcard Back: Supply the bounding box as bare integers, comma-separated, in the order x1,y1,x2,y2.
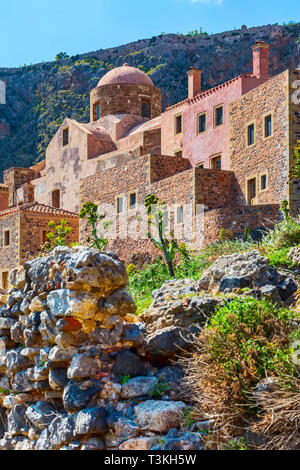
0,41,300,288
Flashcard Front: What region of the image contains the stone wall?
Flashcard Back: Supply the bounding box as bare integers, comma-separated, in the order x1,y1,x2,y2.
90,83,161,121
0,211,19,279
19,211,79,265
229,71,290,206
203,204,281,245
288,69,300,212
149,155,191,182
0,247,198,451
3,168,35,207
194,168,235,209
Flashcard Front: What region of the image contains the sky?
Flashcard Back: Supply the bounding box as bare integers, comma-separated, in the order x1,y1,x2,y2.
0,0,299,68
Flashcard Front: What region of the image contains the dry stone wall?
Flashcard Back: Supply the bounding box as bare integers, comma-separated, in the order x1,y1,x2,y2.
0,246,200,451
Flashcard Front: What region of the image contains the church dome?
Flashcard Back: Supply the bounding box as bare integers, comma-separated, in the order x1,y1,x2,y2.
98,63,154,87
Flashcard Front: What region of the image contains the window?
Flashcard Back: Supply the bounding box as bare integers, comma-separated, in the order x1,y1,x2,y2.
129,192,137,210
3,230,10,247
247,123,255,147
175,114,182,135
261,174,267,190
42,231,48,245
264,114,273,138
197,163,204,169
198,113,206,134
93,103,101,121
210,155,222,170
141,100,151,118
52,189,60,209
62,128,69,146
2,272,9,290
247,178,257,205
117,196,124,214
175,149,183,158
214,105,223,127
162,209,169,228
176,206,184,224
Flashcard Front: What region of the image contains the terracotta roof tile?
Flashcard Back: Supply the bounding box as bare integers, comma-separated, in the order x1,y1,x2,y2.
0,202,78,218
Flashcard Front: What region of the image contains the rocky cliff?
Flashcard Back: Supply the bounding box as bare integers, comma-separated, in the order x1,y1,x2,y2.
0,22,300,179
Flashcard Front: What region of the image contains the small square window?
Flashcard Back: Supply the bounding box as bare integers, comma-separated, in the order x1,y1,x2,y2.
117,196,124,214
52,189,60,209
3,230,10,247
211,155,222,170
129,193,137,210
63,128,69,146
214,106,223,127
42,231,48,245
197,162,204,169
141,100,151,118
264,114,272,138
162,209,169,228
175,114,182,135
176,206,184,224
94,103,101,121
198,113,206,134
261,174,267,190
247,123,255,146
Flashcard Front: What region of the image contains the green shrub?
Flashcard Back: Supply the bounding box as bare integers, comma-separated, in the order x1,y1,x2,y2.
267,247,296,269
207,297,298,384
263,218,300,252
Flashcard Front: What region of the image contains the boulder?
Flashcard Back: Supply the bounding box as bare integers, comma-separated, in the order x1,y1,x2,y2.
53,247,128,295
25,401,57,430
134,400,187,432
67,353,98,380
161,430,204,450
112,350,148,378
75,407,107,435
49,368,68,391
63,379,101,412
121,377,157,399
195,250,297,301
119,437,160,451
47,289,98,320
144,326,194,357
35,414,75,450
7,405,29,436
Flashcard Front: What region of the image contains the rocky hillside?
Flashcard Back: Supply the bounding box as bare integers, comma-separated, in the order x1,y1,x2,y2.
0,22,300,179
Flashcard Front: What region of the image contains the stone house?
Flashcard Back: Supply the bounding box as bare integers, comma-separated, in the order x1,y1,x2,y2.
0,202,78,289
0,41,299,277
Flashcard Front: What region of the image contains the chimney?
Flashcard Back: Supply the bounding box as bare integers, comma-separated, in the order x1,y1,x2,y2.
187,67,202,99
23,181,35,205
252,41,270,81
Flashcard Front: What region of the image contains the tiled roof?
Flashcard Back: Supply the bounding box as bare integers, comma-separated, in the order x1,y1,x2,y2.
165,73,254,112
0,202,78,218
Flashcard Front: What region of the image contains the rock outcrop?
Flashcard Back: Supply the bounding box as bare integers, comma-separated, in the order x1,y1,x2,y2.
195,250,297,302
0,247,197,451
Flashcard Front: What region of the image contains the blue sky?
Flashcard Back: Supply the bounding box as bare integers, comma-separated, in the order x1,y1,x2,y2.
0,0,299,68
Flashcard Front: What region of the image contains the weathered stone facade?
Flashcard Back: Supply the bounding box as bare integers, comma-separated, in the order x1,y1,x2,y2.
0,204,78,289
1,41,300,269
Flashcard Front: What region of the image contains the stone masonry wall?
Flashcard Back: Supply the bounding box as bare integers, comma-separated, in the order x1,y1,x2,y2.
288,69,300,212
0,247,198,451
194,168,235,209
229,70,289,206
203,204,281,245
0,212,19,275
90,83,161,121
19,211,79,265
